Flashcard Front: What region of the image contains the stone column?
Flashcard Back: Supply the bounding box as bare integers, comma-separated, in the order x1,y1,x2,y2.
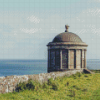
60,49,62,69
70,50,74,69
76,49,81,69
48,49,50,72
81,49,84,69
68,49,70,69
75,49,77,69
74,49,76,69
84,49,87,69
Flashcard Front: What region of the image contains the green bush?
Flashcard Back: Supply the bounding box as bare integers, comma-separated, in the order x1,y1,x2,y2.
75,72,82,77
26,80,35,90
91,70,100,73
16,79,36,92
72,85,81,90
48,78,59,91
68,89,76,97
16,82,27,92
70,72,82,79
70,74,76,79
48,78,54,85
84,75,88,77
65,82,69,86
42,82,48,89
52,82,59,91
82,88,87,92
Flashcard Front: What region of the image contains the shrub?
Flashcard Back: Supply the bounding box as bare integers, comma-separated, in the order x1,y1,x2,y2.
84,75,88,77
42,83,48,89
65,82,69,86
70,74,76,79
48,78,59,91
48,78,54,85
52,82,59,91
16,79,36,92
75,72,82,77
16,82,27,92
26,80,35,90
72,85,81,90
82,88,87,92
90,70,100,73
68,89,76,97
70,72,82,79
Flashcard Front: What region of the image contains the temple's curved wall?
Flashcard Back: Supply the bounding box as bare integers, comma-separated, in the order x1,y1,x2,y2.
48,47,87,72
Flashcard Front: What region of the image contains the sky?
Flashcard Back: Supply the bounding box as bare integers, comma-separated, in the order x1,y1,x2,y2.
0,0,100,59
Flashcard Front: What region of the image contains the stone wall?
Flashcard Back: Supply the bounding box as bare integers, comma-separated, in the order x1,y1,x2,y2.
0,69,83,94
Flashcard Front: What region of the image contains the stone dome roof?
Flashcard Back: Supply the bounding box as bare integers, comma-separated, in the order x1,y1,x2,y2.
52,32,83,42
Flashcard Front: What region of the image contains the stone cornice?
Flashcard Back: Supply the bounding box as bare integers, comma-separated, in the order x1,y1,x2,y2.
47,42,88,47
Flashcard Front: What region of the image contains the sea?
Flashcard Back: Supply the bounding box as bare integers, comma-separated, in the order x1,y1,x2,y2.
0,59,100,77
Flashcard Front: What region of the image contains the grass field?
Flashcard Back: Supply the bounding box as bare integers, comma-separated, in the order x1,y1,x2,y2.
0,72,100,100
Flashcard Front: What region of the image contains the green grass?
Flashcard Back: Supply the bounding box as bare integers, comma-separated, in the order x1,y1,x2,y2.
90,69,100,73
1,72,100,100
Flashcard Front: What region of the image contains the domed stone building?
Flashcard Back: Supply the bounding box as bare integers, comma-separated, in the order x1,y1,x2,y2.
47,25,88,73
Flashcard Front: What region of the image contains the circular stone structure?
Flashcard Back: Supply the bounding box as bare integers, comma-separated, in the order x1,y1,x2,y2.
53,32,83,42
47,25,88,73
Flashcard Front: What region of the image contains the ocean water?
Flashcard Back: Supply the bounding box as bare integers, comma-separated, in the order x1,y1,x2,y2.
0,59,100,77
87,59,100,70
0,60,47,77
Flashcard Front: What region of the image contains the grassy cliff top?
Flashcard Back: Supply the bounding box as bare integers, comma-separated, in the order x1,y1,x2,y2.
0,72,100,100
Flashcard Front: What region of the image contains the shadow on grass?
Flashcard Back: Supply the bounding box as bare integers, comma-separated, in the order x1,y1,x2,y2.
67,89,75,97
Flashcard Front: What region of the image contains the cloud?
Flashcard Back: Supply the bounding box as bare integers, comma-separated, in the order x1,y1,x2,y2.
68,8,100,59
75,8,100,35
27,15,40,23
0,11,44,43
0,7,100,59
20,28,39,34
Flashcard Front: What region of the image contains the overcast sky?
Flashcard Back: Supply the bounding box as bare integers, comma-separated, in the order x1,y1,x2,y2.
0,0,100,59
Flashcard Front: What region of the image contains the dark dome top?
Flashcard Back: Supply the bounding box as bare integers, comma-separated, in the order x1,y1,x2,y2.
53,32,83,42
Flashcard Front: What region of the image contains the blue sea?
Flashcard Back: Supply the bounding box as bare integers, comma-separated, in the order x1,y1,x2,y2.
0,59,100,77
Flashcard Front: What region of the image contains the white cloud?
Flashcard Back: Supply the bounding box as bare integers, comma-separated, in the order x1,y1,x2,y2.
76,8,100,35
68,8,100,59
20,28,42,34
27,15,40,23
0,8,100,59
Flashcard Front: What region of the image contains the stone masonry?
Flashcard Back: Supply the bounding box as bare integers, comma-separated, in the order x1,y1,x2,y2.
0,69,83,94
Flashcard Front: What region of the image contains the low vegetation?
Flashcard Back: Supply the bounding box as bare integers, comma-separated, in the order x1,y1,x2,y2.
90,69,100,73
0,71,100,100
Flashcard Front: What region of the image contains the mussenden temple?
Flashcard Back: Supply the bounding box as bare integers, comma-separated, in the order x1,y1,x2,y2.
47,25,88,73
